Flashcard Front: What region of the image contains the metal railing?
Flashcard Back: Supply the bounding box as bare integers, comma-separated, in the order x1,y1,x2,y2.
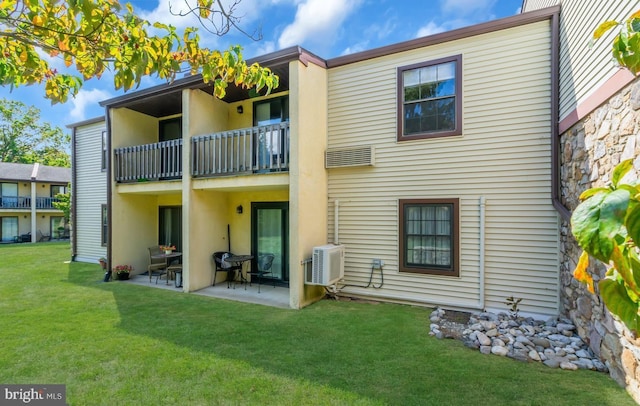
0,196,62,209
114,139,183,183
113,123,290,183
192,122,290,177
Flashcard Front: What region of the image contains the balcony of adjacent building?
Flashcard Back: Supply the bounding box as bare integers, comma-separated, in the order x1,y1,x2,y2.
0,196,63,210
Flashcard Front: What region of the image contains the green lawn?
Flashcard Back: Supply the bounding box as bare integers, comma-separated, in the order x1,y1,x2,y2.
0,242,634,405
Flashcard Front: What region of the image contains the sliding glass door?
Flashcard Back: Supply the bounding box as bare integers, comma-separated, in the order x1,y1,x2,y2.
1,217,18,242
251,202,289,285
159,206,182,252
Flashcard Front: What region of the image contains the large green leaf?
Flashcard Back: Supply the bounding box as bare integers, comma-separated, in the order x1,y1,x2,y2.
571,190,630,262
597,189,631,260
600,278,640,333
629,249,640,290
611,159,633,187
626,203,640,245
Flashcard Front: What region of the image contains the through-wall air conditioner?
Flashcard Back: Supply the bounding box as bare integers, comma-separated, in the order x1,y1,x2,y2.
306,244,345,286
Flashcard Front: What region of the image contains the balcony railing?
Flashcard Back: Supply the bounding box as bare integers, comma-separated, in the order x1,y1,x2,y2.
0,196,62,209
192,122,290,177
114,139,183,183
113,123,290,183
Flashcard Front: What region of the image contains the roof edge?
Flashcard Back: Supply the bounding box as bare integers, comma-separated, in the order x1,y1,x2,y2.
99,46,325,109
66,116,105,129
327,5,560,68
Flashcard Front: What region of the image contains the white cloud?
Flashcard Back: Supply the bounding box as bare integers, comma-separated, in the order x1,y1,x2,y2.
440,0,497,16
278,0,363,49
416,21,447,38
69,88,112,121
341,42,368,56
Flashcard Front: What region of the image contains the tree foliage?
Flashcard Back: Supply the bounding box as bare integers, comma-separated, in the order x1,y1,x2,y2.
594,9,640,74
0,98,70,166
52,186,70,222
571,160,640,333
570,10,640,333
0,0,279,103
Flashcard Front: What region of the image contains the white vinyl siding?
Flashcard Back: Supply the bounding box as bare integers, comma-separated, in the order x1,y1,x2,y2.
522,0,559,12
74,121,107,262
556,0,638,120
327,21,559,316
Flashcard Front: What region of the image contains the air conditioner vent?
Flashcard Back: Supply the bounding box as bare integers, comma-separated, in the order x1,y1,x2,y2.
325,146,374,168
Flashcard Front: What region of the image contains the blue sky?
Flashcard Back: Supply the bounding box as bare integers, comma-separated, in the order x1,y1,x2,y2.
0,0,522,134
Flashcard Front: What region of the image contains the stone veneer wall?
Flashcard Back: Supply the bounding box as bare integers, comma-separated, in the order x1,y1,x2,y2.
560,77,640,402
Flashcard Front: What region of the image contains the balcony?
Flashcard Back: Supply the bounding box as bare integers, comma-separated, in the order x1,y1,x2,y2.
0,196,62,210
192,122,290,177
114,139,183,183
113,123,290,183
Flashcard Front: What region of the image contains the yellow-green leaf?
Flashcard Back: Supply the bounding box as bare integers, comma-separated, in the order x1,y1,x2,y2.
594,20,619,40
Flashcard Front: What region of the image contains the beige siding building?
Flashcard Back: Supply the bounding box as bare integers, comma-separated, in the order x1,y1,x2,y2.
0,162,70,242
71,7,562,315
326,11,560,315
69,117,107,262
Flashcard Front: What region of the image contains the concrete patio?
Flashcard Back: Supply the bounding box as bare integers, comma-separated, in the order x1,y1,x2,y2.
123,273,290,309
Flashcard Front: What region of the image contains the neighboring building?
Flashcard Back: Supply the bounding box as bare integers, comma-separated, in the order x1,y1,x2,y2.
521,0,640,401
0,162,70,242
68,117,107,262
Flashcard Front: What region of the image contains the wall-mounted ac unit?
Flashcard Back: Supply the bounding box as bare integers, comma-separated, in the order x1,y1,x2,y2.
306,244,345,286
325,146,374,168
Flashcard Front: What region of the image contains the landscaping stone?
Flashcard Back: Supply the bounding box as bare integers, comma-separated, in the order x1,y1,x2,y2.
429,307,608,372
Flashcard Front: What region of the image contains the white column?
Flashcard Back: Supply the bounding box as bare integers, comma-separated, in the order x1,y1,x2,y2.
30,181,37,242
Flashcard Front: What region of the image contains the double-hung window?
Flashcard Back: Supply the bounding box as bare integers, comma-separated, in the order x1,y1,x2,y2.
397,55,462,140
399,199,459,276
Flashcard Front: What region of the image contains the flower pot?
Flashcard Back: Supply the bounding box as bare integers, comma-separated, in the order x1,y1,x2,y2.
164,250,172,255
116,272,130,280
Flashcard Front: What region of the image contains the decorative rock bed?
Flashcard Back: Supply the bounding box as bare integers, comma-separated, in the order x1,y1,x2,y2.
429,307,608,372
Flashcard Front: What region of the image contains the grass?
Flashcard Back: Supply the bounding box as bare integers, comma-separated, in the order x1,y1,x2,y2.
0,242,635,405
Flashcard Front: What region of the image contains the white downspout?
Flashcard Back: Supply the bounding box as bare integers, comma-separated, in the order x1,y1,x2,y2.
479,196,486,310
334,199,339,244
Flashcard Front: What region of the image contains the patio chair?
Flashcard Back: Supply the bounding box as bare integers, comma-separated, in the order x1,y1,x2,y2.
212,251,242,288
248,253,275,293
148,246,168,284
37,230,51,242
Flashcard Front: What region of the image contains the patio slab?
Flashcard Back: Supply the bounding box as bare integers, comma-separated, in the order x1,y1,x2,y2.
123,274,290,309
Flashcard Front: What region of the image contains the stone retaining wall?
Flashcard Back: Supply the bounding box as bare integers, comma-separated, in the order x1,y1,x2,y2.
560,77,640,402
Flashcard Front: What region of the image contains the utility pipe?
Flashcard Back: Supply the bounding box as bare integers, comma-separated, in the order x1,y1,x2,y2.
479,196,486,310
334,199,339,244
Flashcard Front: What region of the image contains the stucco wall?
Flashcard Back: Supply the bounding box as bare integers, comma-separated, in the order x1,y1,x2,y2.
560,76,640,402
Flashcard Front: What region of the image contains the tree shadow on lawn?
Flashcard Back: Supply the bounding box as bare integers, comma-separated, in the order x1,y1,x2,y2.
68,263,633,405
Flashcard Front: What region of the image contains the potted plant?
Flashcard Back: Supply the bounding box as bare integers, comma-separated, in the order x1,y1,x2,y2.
160,244,176,255
114,264,133,280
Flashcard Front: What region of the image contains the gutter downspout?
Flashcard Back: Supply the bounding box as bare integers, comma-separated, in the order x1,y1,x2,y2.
71,126,77,260
549,9,571,221
105,108,112,271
